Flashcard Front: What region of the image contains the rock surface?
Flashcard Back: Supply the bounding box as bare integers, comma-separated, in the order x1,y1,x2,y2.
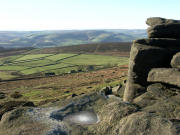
0,92,6,99
146,17,180,26
0,101,35,120
112,84,124,97
124,38,180,102
147,23,180,38
171,52,180,69
123,39,172,102
0,93,139,135
118,112,180,135
148,68,180,88
134,83,180,120
99,86,112,96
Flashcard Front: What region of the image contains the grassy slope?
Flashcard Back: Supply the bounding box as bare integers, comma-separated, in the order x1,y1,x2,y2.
62,54,128,65
0,66,128,105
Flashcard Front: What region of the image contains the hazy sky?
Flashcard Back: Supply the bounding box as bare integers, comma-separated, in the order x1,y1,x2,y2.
0,0,180,30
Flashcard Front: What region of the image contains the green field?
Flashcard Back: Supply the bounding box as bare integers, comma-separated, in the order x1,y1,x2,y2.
0,71,17,80
15,54,52,61
0,53,129,80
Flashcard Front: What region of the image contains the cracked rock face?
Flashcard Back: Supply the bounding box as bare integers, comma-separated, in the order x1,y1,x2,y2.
147,23,180,38
146,17,180,26
148,68,180,88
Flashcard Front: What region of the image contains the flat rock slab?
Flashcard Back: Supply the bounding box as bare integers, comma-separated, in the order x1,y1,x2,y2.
171,52,180,69
146,17,180,26
135,38,180,49
147,23,180,38
148,68,180,88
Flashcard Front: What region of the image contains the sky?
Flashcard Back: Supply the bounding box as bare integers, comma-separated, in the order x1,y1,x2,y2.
0,0,180,31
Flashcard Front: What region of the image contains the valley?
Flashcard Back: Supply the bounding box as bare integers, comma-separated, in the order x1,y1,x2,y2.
0,42,129,106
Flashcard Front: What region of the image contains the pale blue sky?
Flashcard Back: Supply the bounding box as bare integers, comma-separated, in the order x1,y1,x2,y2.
0,0,179,30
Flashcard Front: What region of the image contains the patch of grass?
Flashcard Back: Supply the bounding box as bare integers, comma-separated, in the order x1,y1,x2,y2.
0,65,27,71
15,54,52,61
62,54,128,66
46,53,76,61
0,66,128,105
21,63,72,75
0,71,17,80
14,59,53,67
92,34,111,42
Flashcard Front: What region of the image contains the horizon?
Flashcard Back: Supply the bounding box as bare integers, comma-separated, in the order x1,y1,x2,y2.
0,28,146,32
0,0,180,31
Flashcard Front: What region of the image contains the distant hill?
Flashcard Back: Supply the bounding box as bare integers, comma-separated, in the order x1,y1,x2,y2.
0,29,146,48
37,42,131,55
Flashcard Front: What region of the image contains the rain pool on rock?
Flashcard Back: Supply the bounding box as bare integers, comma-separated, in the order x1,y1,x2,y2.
63,111,99,125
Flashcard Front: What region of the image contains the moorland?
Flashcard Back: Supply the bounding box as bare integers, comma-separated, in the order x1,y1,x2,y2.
0,42,130,106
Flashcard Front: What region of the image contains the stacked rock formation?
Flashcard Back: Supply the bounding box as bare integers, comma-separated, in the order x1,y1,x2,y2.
124,17,180,102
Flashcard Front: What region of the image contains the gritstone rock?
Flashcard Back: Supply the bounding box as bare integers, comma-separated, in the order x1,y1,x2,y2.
148,68,180,88
147,23,180,38
171,52,180,69
146,17,180,26
123,39,176,102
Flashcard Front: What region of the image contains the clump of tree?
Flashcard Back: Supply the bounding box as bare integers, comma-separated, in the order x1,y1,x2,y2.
10,91,22,99
103,63,118,68
77,65,96,72
86,65,95,71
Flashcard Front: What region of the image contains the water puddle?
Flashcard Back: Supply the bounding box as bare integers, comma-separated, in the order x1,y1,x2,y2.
64,111,99,125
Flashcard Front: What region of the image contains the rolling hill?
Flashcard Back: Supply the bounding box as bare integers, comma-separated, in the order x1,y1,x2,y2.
0,29,146,48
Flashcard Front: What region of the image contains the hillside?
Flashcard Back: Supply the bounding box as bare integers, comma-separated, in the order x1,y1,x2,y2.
0,42,130,81
0,29,146,48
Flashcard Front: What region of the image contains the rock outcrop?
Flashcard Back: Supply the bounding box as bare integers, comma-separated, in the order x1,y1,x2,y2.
146,17,180,38
148,68,180,87
171,52,180,69
146,17,180,26
122,17,180,135
124,17,180,102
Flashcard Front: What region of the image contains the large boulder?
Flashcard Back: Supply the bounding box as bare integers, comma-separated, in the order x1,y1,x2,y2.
85,98,138,135
118,112,180,135
0,92,6,99
0,107,61,135
146,17,180,26
99,86,112,96
148,68,180,88
135,38,180,50
0,101,35,120
171,52,180,69
147,23,180,38
123,39,173,102
112,84,125,97
134,83,179,108
124,38,180,102
134,83,180,120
